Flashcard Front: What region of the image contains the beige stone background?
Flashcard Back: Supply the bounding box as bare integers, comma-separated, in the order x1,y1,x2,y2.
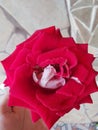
0,0,98,130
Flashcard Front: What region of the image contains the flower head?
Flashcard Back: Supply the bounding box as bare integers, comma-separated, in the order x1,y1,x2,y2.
1,26,98,129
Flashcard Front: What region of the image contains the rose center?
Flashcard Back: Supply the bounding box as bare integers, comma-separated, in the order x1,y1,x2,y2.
33,64,67,89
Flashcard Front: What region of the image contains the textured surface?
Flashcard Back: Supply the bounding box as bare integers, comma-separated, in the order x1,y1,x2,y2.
51,122,98,130
0,0,70,34
0,0,98,130
66,0,98,45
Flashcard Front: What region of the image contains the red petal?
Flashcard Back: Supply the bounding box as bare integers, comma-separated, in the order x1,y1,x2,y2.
8,94,34,109
77,44,88,53
31,111,41,122
24,26,59,49
10,64,36,97
8,94,42,122
37,48,77,68
59,37,76,48
85,79,98,96
8,95,41,122
72,64,89,83
71,47,95,69
78,95,93,104
57,79,85,96
36,88,76,112
82,69,98,96
10,48,30,69
1,43,24,72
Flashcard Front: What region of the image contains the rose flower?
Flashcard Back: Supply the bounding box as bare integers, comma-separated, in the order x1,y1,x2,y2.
1,26,98,129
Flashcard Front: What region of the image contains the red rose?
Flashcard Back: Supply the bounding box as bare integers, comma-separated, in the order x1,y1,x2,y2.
1,26,98,129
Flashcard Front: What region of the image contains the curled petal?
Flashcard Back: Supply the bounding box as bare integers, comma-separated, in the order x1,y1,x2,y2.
39,65,56,87
45,77,65,89
33,65,66,89
71,77,82,84
37,47,77,69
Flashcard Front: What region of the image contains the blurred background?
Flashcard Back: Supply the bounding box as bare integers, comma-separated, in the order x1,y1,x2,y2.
0,0,98,129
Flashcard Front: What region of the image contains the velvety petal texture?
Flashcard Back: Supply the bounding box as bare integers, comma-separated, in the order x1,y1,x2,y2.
1,26,98,129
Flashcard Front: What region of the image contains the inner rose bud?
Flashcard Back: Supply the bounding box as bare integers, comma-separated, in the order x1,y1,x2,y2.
33,65,66,89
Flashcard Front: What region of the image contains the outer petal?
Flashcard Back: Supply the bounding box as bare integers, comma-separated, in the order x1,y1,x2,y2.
10,48,30,69
57,79,85,97
8,95,41,122
59,37,76,48
70,46,95,69
36,88,77,112
23,26,59,49
78,95,93,105
31,110,41,122
8,94,34,109
72,64,89,83
1,44,23,85
1,43,24,72
77,43,88,53
84,69,98,95
10,64,36,98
